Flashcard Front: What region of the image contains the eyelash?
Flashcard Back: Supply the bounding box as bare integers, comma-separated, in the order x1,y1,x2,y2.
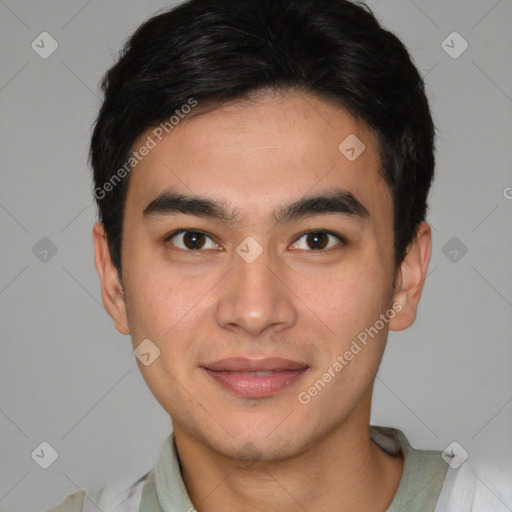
163,229,347,253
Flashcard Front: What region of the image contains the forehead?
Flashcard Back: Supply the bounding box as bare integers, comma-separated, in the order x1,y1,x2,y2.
124,91,391,223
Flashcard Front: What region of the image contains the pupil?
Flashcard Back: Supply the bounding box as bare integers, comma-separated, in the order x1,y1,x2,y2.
184,232,205,250
307,232,328,250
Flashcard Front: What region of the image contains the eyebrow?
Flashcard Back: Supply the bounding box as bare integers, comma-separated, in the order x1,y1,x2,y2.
142,188,370,227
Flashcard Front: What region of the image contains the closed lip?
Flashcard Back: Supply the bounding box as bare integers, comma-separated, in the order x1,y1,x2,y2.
201,357,309,372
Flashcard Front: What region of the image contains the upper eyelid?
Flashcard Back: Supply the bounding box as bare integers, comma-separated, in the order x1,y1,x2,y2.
165,229,218,245
291,229,345,244
165,228,210,240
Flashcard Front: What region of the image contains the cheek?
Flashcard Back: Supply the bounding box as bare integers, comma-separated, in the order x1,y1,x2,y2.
301,263,387,329
123,270,174,343
125,265,214,354
312,278,391,368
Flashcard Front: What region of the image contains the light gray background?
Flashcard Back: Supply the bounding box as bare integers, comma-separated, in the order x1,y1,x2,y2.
1,0,511,510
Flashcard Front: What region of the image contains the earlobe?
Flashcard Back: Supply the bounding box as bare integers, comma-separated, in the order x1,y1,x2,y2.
389,222,432,332
92,222,130,335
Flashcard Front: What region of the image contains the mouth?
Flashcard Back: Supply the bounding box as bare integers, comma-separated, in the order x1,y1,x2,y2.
201,357,309,398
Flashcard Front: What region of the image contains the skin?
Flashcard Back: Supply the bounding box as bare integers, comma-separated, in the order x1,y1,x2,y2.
93,90,432,512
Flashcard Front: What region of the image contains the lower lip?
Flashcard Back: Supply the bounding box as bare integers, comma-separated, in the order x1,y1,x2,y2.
202,368,308,398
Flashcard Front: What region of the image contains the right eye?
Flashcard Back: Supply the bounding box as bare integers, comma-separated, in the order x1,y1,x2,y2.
165,229,222,252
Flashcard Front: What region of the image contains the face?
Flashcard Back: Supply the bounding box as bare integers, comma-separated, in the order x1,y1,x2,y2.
94,91,430,461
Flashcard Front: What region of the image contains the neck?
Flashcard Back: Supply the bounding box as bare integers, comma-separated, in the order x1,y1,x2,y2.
173,396,403,512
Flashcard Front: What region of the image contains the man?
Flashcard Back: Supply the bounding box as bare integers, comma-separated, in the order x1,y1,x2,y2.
47,0,501,510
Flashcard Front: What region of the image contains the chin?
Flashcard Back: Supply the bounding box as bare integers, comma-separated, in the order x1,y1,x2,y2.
200,421,316,463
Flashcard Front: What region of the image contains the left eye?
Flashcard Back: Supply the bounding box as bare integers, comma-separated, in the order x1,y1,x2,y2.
290,230,344,251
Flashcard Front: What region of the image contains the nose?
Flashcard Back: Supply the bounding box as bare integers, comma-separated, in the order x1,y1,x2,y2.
215,245,298,337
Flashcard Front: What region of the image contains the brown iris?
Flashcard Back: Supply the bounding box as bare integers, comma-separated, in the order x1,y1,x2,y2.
304,231,329,250
182,231,207,250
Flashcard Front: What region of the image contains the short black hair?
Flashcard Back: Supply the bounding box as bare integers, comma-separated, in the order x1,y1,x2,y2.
90,0,435,278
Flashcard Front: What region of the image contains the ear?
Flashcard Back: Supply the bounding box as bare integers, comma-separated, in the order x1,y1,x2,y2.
92,222,130,335
389,221,432,331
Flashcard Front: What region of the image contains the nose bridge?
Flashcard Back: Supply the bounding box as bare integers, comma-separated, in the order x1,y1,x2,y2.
215,240,296,335
235,244,275,298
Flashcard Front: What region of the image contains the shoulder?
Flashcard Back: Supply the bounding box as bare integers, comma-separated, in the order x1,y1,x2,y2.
436,460,511,512
44,472,150,512
371,426,511,511
45,490,85,512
